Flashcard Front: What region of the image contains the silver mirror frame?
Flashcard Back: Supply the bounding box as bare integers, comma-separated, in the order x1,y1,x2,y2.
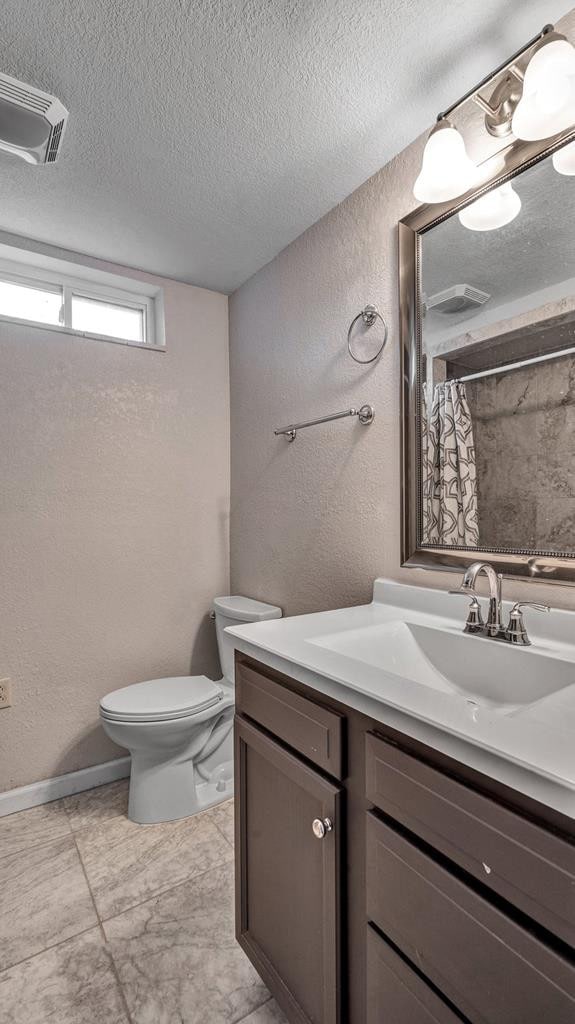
400,124,575,585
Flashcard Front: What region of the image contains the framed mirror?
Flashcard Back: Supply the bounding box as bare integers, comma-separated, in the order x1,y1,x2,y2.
400,126,575,584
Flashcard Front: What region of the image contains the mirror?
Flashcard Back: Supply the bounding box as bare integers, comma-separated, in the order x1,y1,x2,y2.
400,129,575,583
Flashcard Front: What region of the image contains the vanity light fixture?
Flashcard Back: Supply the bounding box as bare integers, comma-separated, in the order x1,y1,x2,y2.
413,23,575,204
512,33,575,141
458,182,521,231
552,137,575,174
413,121,479,203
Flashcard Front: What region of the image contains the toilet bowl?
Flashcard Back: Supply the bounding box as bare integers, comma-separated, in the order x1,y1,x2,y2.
100,595,282,824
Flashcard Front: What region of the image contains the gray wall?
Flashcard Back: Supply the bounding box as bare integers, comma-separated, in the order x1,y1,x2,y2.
229,134,575,617
0,259,229,792
468,354,575,552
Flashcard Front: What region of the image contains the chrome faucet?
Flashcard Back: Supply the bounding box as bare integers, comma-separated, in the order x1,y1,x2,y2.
449,561,550,645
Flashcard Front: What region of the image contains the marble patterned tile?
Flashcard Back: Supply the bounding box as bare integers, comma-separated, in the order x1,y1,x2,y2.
0,835,98,971
76,807,233,919
208,797,235,846
494,367,538,493
480,492,537,551
63,779,129,832
238,1000,288,1023
104,860,270,1024
536,352,575,409
0,927,129,1024
537,400,575,500
0,800,71,857
495,364,538,419
536,496,575,552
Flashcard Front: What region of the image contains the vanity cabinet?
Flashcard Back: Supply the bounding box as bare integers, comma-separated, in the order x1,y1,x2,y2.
234,653,575,1024
235,715,342,1024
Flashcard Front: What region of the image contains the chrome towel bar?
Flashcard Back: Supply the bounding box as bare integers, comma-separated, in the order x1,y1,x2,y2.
274,404,374,442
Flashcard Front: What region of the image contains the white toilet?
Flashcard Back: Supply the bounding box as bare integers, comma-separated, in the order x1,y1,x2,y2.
100,595,282,824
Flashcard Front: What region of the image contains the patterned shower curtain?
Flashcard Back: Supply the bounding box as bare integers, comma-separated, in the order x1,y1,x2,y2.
422,380,479,547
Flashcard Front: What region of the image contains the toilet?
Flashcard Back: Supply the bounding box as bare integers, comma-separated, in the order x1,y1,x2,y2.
99,595,282,824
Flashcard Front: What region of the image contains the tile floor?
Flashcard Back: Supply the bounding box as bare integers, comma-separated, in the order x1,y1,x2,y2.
0,781,287,1024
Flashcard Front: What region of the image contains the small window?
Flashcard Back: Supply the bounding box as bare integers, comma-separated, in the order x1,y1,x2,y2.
71,295,145,343
0,252,163,348
0,277,62,326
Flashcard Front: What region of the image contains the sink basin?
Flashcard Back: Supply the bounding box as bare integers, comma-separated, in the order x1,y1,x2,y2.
308,620,575,709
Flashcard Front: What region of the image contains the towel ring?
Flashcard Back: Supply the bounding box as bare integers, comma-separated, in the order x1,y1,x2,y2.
347,304,388,364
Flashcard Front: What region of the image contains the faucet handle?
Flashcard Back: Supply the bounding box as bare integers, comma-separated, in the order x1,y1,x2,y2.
507,602,550,646
448,590,485,634
510,602,550,614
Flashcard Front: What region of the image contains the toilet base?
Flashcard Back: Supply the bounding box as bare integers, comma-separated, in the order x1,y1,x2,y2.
127,723,234,825
195,760,234,812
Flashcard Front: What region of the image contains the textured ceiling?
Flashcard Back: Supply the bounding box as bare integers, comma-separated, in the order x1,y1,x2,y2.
0,1,572,292
423,148,575,323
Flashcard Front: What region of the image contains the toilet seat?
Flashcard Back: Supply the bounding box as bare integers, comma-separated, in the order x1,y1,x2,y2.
99,675,224,723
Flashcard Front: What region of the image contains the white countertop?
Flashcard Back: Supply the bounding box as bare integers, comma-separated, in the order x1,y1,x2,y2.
227,579,575,820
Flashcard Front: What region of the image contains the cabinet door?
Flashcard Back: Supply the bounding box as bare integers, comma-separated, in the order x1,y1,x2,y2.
235,716,342,1024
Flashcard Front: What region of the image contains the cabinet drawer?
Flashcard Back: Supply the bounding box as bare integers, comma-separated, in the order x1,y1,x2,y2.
236,660,344,778
366,732,575,946
366,926,463,1024
366,813,575,1024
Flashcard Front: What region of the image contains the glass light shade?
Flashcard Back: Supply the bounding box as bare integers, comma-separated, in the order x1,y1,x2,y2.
512,38,575,140
458,182,521,232
553,138,575,175
413,123,479,203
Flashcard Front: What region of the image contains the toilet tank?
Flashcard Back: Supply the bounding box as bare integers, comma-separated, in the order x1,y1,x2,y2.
213,596,282,684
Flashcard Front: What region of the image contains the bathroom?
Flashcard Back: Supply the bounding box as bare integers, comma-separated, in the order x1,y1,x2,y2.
0,2,574,1022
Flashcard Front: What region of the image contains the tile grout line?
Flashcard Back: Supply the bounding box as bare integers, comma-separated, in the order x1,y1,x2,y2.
0,790,132,861
0,829,74,863
69,800,235,926
98,920,136,1024
96,848,235,927
211,818,235,849
71,831,137,1024
0,921,100,977
72,829,104,925
234,994,275,1024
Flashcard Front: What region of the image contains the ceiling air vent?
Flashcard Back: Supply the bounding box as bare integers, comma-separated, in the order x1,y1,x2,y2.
0,72,68,164
426,283,491,314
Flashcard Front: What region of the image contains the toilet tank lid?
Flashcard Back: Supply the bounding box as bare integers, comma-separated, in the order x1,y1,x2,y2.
213,595,282,622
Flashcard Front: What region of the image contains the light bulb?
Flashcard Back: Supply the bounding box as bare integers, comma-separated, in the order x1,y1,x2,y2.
512,36,575,140
553,137,575,175
458,183,521,231
413,121,479,203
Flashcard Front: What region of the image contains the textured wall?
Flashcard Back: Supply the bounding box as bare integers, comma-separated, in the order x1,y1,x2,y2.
229,131,575,616
230,135,431,616
0,260,229,791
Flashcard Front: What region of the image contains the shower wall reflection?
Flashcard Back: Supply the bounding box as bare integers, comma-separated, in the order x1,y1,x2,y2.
466,354,575,552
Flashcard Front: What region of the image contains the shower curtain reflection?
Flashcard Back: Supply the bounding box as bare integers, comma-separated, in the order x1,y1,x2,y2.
423,380,479,547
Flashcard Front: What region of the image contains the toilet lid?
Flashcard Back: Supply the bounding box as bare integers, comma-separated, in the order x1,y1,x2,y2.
100,675,224,722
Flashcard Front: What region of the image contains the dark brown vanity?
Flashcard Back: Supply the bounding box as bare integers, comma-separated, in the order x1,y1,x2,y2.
234,651,575,1024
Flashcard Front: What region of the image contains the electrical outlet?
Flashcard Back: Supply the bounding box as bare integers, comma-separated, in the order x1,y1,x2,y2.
0,679,11,708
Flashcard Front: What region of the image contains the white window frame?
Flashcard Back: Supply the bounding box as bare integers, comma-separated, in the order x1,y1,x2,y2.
0,251,165,350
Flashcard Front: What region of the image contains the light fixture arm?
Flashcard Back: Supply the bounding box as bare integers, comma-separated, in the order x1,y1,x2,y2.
435,23,553,124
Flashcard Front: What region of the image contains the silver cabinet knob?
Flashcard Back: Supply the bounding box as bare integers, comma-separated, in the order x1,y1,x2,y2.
312,817,333,839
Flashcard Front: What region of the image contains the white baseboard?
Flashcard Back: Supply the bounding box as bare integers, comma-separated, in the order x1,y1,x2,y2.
0,756,131,817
